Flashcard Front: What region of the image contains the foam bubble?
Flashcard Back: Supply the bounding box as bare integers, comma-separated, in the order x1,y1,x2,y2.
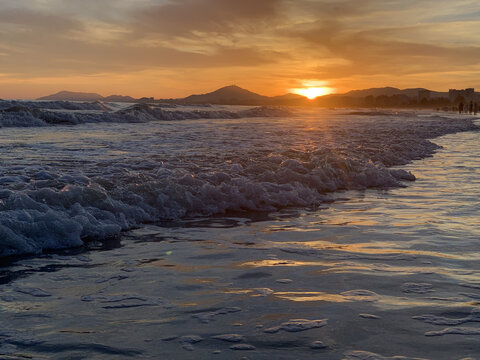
212,334,245,343
263,319,328,333
0,109,477,258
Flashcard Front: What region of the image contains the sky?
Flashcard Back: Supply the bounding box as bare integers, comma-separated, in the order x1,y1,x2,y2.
1,0,480,99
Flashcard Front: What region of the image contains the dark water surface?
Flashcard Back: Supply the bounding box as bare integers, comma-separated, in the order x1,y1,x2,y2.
0,114,479,359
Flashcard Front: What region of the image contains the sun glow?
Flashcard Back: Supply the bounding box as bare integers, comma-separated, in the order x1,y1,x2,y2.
292,87,334,99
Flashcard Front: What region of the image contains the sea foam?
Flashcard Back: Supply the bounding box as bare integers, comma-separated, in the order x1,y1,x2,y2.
0,101,292,127
0,106,477,257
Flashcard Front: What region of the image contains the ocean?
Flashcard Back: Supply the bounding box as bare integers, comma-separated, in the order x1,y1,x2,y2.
0,103,479,359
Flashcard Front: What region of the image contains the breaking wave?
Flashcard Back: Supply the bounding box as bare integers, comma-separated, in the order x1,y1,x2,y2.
0,107,478,257
0,101,292,127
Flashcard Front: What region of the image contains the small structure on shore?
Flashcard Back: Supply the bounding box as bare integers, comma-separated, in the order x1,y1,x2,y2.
449,88,480,114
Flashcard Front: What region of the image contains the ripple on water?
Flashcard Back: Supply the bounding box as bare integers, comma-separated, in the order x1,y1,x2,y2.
263,319,328,334
212,334,245,343
340,290,380,302
413,308,480,325
192,306,242,324
309,341,327,349
80,293,172,309
343,350,429,359
229,344,256,350
179,335,204,351
401,283,434,294
425,327,480,337
13,287,51,297
359,314,380,319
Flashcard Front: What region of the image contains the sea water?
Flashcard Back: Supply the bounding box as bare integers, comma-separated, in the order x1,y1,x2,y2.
0,105,479,359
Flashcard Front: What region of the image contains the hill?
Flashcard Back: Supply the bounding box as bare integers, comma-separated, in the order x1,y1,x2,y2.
38,91,136,102
38,91,104,101
345,87,447,99
37,85,455,108
179,85,270,105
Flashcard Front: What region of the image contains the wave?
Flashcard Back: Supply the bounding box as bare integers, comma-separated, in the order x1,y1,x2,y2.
0,111,478,257
0,101,293,128
0,100,111,111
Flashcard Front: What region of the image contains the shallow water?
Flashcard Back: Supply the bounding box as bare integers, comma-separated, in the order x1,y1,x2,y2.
0,109,479,359
1,107,475,257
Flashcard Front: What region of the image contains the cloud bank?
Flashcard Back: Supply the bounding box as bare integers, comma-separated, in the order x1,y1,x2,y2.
1,0,480,98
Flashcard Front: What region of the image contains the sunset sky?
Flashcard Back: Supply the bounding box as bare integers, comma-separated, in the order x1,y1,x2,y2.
1,0,480,99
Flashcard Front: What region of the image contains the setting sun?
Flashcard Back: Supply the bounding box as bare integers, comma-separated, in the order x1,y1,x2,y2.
292,87,334,99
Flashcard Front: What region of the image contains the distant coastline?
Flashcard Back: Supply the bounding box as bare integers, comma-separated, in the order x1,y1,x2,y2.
34,85,480,110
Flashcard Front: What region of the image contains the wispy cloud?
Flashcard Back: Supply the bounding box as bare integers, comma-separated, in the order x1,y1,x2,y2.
1,0,480,98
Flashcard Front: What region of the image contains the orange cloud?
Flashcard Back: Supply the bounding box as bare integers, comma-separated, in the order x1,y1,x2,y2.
1,0,480,99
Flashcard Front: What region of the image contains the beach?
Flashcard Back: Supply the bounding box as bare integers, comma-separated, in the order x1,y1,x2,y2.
0,107,479,359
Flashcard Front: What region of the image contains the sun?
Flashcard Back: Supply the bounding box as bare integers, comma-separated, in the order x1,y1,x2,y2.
292,87,333,99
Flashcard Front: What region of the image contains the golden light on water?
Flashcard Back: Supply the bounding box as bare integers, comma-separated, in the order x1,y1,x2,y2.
292,87,334,99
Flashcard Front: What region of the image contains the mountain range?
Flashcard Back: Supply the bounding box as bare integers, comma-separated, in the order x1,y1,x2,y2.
38,91,136,102
37,85,453,106
344,87,447,98
175,85,308,105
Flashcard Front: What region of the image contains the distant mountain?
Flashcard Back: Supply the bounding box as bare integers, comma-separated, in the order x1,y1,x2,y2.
169,85,311,106
37,85,454,108
38,91,104,101
166,85,453,106
345,87,404,97
344,87,447,98
179,85,270,105
38,91,136,102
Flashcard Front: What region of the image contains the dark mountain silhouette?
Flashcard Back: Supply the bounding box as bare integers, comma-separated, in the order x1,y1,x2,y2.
38,85,455,108
180,85,270,105
165,86,308,106
38,91,135,102
345,87,404,97
345,87,447,98
38,91,104,101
